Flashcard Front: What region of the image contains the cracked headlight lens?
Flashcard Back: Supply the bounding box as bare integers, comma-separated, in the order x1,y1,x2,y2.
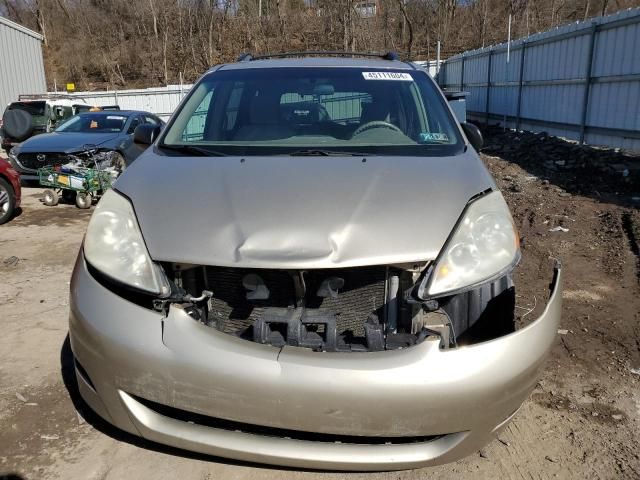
426,191,520,297
84,189,170,295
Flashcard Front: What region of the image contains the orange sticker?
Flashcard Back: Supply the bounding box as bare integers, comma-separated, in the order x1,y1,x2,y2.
90,120,98,128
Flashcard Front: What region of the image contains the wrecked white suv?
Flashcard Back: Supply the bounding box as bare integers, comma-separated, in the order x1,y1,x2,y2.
69,52,562,471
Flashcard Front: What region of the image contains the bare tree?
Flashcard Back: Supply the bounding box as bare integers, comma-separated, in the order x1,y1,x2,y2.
3,0,638,90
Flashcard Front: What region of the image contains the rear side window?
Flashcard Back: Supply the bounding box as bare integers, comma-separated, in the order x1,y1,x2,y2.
9,101,46,116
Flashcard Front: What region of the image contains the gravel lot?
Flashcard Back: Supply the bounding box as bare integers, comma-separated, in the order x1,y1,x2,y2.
1,148,639,479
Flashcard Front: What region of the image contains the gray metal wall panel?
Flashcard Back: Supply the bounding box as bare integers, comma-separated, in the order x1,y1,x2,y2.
0,19,46,116
439,7,640,151
592,21,640,76
489,85,518,116
586,132,640,150
522,84,585,123
588,80,640,129
464,55,488,83
490,50,522,82
466,85,486,112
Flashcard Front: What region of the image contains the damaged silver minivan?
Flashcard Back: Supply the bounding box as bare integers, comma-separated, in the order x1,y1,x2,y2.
69,53,562,471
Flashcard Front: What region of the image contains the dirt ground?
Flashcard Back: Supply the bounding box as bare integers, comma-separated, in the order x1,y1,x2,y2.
1,148,639,480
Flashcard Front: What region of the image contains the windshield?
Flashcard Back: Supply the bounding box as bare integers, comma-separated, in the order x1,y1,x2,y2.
161,67,463,156
9,101,46,116
55,113,128,133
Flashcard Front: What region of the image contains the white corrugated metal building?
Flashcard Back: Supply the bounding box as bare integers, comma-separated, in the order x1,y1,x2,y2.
0,16,47,115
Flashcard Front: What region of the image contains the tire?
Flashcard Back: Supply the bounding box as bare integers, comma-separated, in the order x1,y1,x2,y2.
76,192,92,209
110,151,127,174
0,178,16,225
61,189,77,204
43,189,59,206
2,109,33,141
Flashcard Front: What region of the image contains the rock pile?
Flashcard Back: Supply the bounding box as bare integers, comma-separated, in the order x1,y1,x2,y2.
481,126,640,191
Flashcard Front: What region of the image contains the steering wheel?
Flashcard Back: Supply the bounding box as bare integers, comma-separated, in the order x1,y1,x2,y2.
353,120,403,137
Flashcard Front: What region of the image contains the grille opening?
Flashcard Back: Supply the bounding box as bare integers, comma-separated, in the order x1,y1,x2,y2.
131,394,445,445
171,264,516,351
200,266,390,351
17,152,69,170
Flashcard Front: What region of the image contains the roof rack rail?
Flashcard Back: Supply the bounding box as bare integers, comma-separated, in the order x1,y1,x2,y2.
244,51,401,61
18,93,79,100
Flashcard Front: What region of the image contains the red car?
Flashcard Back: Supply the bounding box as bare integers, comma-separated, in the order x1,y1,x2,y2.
0,156,21,224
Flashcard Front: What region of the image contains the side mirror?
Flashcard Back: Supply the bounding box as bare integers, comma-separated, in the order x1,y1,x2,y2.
461,122,483,151
133,124,161,145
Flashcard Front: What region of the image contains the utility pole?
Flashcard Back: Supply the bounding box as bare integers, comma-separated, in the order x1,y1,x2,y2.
506,13,512,63
504,13,512,130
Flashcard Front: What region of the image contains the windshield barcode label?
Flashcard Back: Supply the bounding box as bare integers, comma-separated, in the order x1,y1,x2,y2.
362,72,413,81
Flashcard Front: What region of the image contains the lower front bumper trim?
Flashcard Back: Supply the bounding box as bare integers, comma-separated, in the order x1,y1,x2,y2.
130,393,447,445
119,391,468,471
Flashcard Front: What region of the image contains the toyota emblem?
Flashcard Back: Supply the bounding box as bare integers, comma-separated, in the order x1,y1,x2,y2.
37,154,46,162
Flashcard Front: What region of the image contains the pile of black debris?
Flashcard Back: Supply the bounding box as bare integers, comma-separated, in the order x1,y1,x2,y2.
480,125,640,201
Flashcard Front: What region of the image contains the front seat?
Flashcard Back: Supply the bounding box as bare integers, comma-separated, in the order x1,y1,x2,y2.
359,100,391,124
234,94,294,141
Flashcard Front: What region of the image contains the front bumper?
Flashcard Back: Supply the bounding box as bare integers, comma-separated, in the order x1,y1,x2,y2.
3,166,21,208
69,253,562,471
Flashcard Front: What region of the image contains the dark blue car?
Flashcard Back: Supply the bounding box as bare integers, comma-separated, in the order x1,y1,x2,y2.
7,110,164,183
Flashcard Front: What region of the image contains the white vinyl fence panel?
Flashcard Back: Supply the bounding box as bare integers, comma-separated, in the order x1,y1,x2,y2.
49,84,193,121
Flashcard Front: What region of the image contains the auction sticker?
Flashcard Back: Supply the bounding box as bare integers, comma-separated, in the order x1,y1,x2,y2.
362,72,413,81
420,132,450,142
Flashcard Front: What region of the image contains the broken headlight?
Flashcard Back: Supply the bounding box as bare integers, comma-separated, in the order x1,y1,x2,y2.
84,189,170,296
423,191,519,298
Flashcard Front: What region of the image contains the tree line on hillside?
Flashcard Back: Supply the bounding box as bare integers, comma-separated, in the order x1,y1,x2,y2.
1,0,637,90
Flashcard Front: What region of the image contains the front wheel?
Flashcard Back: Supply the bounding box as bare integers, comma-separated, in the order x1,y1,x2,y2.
0,178,16,225
75,192,92,209
43,189,59,207
110,151,127,174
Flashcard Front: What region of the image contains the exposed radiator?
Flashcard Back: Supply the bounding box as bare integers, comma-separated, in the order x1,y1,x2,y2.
205,266,388,338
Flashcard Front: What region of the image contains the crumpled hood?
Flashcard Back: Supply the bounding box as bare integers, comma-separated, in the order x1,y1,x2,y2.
17,132,119,153
115,149,496,268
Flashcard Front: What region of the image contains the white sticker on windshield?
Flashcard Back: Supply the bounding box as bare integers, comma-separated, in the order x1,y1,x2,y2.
106,115,125,120
362,72,413,81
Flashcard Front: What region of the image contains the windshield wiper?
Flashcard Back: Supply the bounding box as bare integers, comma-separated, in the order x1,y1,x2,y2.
158,144,228,157
287,149,375,157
